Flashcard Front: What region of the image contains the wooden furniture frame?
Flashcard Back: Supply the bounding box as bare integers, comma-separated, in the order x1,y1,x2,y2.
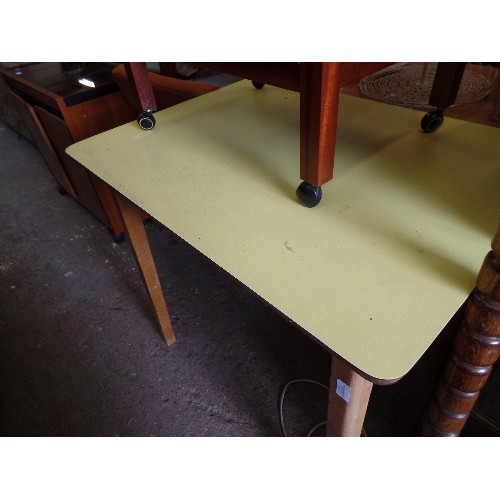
421,222,500,436
112,190,372,436
124,62,465,207
0,63,137,241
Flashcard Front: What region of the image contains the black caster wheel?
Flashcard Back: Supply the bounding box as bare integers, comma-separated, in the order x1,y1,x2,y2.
252,81,265,89
137,111,156,130
58,187,68,195
113,232,126,244
421,110,444,133
296,181,322,208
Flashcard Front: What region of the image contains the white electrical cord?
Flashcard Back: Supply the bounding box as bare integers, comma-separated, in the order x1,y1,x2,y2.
279,379,329,437
279,378,368,437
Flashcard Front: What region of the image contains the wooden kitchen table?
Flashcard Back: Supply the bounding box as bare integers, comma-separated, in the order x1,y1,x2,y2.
67,81,500,436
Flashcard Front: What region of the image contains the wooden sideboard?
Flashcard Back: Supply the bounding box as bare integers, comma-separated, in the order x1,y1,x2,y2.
0,63,137,241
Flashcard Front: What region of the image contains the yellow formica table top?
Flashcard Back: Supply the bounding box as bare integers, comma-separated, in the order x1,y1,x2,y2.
67,80,500,383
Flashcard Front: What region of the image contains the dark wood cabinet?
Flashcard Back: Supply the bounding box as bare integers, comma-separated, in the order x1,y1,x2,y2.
0,62,137,241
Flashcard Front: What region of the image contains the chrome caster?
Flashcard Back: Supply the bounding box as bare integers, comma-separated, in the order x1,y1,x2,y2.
421,110,444,133
137,109,156,130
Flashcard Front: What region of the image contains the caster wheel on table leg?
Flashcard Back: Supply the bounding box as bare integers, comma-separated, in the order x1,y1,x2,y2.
137,111,156,130
421,110,444,133
252,81,265,89
296,182,322,208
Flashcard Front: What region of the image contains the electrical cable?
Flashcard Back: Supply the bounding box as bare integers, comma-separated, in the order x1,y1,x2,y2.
279,378,368,437
279,378,329,437
306,420,328,437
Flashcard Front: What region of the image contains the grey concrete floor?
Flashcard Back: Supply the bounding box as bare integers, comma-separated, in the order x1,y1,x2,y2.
0,118,484,438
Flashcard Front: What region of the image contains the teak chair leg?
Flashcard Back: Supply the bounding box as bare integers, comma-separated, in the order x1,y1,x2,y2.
428,62,466,110
114,191,176,345
420,222,500,436
326,356,373,436
299,62,342,188
123,62,157,114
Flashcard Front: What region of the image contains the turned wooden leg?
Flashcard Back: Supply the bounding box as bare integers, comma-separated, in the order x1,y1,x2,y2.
114,191,176,345
326,356,373,436
421,223,500,436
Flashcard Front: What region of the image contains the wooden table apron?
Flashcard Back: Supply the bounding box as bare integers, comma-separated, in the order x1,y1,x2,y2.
67,81,500,436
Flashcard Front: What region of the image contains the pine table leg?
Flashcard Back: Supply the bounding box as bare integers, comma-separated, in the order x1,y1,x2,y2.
114,191,176,345
326,356,373,436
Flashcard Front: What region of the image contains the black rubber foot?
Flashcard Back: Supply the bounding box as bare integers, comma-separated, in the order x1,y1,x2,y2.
113,232,126,244
421,110,444,133
137,111,156,130
252,81,265,89
296,182,322,207
58,187,68,195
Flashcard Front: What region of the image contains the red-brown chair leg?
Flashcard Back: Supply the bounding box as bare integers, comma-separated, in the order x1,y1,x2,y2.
421,223,500,436
123,62,157,130
429,62,466,110
297,62,342,207
421,63,466,133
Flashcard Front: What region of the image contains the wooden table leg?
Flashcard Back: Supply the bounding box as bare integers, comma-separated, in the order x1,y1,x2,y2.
326,355,373,436
114,191,176,345
420,222,500,436
89,173,126,242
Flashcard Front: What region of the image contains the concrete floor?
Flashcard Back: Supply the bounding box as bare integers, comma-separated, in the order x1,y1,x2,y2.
2,66,499,436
